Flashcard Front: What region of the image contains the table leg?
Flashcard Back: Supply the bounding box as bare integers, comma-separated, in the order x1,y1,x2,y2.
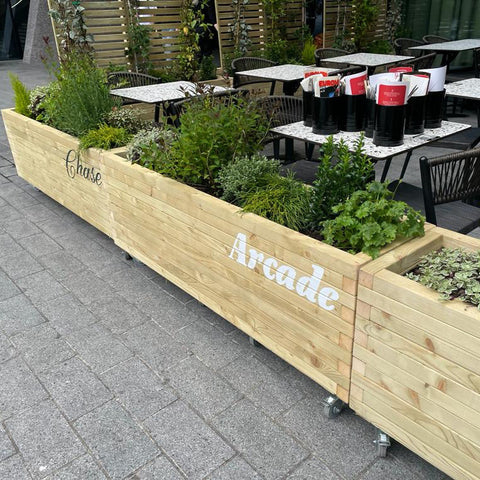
283,80,301,96
380,157,393,182
154,104,160,123
399,151,413,180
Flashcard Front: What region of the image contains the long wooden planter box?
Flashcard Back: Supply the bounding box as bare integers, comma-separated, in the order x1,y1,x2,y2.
351,227,480,480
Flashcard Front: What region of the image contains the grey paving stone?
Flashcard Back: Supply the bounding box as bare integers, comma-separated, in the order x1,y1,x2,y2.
0,204,23,226
67,243,125,278
36,294,98,336
37,218,80,239
0,454,33,479
0,232,25,256
206,456,262,480
186,300,237,335
166,356,241,420
286,457,341,479
52,231,92,251
6,400,86,479
0,331,16,363
0,356,48,420
89,295,149,335
280,364,330,399
0,425,16,461
126,455,185,479
18,233,62,257
37,251,85,280
20,203,60,224
0,294,45,336
154,277,195,305
0,165,17,177
144,400,235,480
0,270,21,301
74,401,158,480
6,191,39,208
12,323,75,373
1,218,40,240
175,320,245,370
39,356,113,421
46,455,107,480
211,399,308,480
122,321,190,373
279,399,378,479
0,181,24,198
17,271,68,305
61,271,115,306
101,357,177,421
0,250,44,280
66,323,132,373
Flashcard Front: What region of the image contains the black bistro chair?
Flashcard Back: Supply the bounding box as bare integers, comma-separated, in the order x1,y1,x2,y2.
231,57,278,95
314,48,349,68
107,71,162,105
394,37,425,57
393,147,480,233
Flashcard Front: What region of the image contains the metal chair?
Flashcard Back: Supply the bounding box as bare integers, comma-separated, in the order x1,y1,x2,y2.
231,57,278,95
393,38,425,57
392,147,480,233
107,71,162,105
399,52,437,70
474,48,480,78
314,48,349,68
422,34,449,44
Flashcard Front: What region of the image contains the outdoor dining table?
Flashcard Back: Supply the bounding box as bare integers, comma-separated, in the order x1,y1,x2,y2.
110,80,230,122
235,64,337,95
411,38,480,54
322,52,414,75
445,78,480,126
271,120,471,181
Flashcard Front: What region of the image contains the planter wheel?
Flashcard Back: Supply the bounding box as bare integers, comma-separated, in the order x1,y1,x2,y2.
321,395,346,418
124,252,133,261
248,336,261,347
374,429,391,457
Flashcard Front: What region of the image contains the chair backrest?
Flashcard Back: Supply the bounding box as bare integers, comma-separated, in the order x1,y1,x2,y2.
314,48,349,67
254,95,302,129
420,147,480,225
107,71,162,89
422,34,449,44
327,65,364,77
402,52,437,70
231,57,277,75
474,48,480,78
393,37,425,57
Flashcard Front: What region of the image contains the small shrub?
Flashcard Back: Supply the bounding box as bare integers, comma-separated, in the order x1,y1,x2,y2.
217,154,281,204
322,182,425,258
79,125,132,150
406,248,480,308
199,55,217,81
28,85,51,120
301,36,316,65
9,73,31,117
241,173,311,231
103,108,150,134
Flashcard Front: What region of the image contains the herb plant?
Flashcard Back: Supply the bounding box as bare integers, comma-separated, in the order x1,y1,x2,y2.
406,248,480,308
322,182,425,258
79,125,132,151
9,73,31,117
103,107,150,134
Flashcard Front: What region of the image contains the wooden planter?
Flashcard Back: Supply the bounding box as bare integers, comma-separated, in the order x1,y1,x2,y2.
351,227,480,480
2,109,118,237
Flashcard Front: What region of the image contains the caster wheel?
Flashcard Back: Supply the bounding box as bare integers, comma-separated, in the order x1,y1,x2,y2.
374,429,391,457
124,252,133,260
321,395,346,418
248,336,261,347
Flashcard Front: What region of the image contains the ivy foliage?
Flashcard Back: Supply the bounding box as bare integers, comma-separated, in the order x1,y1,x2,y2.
406,248,480,308
322,182,425,258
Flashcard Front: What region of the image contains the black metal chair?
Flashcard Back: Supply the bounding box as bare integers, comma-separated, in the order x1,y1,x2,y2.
107,71,162,105
231,57,278,95
393,38,425,57
314,48,349,68
401,52,437,70
392,147,480,233
422,34,449,44
474,48,480,78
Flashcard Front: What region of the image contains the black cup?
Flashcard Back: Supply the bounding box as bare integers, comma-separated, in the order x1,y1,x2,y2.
424,89,445,129
364,98,375,138
373,104,406,147
312,96,341,135
303,90,314,127
340,94,366,132
405,95,426,135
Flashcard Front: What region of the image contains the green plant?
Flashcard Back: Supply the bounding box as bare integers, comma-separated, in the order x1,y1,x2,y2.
406,248,480,308
322,182,425,258
241,172,311,231
308,136,374,229
79,125,132,150
366,39,393,54
228,0,252,56
126,0,152,73
102,107,150,134
199,55,217,81
301,35,316,65
28,85,51,120
351,0,379,52
9,73,31,117
218,154,281,204
43,53,119,137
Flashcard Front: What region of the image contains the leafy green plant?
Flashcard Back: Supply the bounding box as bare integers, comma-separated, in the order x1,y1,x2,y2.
301,35,316,65
43,53,119,137
79,125,132,150
351,0,379,52
406,248,480,308
322,182,425,258
9,73,31,117
199,55,217,81
308,135,374,229
126,0,152,73
241,172,311,231
218,154,281,204
229,0,252,56
102,107,150,134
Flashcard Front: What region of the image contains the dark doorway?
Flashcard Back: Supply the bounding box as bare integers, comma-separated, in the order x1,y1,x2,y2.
0,0,30,60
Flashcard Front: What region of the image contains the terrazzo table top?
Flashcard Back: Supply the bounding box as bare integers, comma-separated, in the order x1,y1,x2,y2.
110,81,229,103
271,121,471,160
236,64,336,81
445,78,480,100
323,53,413,68
411,39,480,52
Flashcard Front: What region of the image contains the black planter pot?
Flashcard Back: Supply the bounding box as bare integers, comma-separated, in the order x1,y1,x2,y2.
364,98,375,138
303,90,314,127
405,95,426,135
340,94,366,132
373,104,406,147
424,89,445,129
312,95,341,135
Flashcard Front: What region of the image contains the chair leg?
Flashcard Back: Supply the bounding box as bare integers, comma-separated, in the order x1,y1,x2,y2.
269,81,277,96
285,138,294,163
306,143,315,161
273,139,280,159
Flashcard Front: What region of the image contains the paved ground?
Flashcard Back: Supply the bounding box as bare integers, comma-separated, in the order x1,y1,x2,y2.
0,59,469,480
